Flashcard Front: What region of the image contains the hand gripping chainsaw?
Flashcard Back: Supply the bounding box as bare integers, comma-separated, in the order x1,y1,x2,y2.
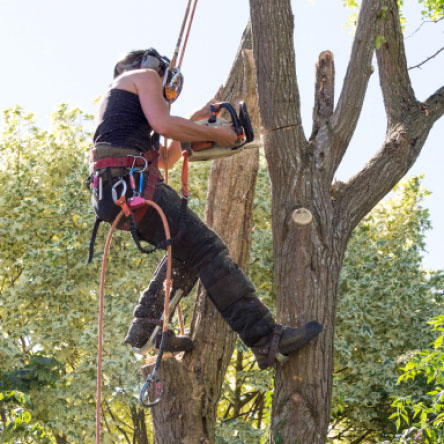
182,102,257,162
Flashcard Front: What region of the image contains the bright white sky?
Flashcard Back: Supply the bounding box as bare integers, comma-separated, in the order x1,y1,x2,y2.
0,0,442,270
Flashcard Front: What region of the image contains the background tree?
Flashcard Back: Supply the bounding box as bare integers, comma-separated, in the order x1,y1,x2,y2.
391,315,444,444
0,106,163,443
248,0,444,442
331,177,444,443
213,175,444,444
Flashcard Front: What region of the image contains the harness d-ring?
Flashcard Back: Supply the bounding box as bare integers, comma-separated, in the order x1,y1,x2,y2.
128,155,148,173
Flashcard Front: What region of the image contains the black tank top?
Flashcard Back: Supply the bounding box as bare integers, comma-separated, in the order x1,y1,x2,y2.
93,88,156,152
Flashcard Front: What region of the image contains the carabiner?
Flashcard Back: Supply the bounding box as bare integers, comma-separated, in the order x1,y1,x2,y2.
128,155,148,173
139,371,163,408
111,178,127,203
179,188,191,200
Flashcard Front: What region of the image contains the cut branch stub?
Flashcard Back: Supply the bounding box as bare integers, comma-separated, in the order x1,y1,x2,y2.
311,51,335,140
291,208,313,226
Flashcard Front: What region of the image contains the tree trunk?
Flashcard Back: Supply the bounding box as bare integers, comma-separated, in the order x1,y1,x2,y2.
142,27,261,444
130,406,149,444
249,0,444,442
233,350,244,419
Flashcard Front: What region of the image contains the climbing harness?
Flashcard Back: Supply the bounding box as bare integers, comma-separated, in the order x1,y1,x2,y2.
184,102,255,162
87,146,163,263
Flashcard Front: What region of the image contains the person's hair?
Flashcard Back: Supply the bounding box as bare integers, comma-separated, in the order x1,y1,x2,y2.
113,50,145,79
113,48,169,79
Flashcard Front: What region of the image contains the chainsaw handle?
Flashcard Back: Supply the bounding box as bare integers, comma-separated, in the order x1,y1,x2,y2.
209,103,243,136
208,104,218,124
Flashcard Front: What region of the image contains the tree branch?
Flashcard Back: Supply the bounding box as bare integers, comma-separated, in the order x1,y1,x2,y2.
311,51,335,141
331,0,380,174
406,16,444,39
376,0,417,125
331,1,442,236
249,0,307,208
333,128,408,233
423,85,444,122
249,0,304,137
408,45,444,70
350,429,373,444
333,114,430,234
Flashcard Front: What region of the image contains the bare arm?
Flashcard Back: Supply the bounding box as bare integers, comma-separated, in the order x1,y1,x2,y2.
133,70,237,146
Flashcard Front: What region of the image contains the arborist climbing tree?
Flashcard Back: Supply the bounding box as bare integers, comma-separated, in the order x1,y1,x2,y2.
88,3,321,442
89,44,323,373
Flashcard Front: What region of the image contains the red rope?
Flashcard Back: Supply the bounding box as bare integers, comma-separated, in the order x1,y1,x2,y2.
181,150,189,199
170,0,194,68
178,0,199,69
96,200,172,444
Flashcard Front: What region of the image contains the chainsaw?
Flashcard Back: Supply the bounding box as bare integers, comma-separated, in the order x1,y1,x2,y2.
182,102,256,162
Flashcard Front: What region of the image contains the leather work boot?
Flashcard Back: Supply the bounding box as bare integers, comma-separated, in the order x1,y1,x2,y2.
251,321,323,370
125,256,198,354
154,329,194,353
125,319,194,354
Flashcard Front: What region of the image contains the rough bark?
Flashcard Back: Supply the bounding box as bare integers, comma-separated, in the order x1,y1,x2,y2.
130,406,149,444
249,0,444,442
141,26,261,444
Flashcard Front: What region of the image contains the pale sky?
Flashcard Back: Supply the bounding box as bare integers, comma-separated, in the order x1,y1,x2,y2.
0,0,442,270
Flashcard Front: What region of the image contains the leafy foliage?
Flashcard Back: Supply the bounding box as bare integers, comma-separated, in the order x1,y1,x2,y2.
391,315,444,443
0,106,159,443
343,0,444,26
216,345,273,444
330,178,444,443
0,390,54,444
2,105,442,443
418,0,444,19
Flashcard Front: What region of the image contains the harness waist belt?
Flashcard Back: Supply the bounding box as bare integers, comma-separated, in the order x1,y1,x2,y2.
93,156,149,171
91,143,149,159
91,144,159,173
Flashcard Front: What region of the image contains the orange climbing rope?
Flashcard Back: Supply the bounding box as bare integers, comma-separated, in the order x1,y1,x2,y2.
162,0,198,331
178,0,199,69
169,0,198,69
96,201,172,444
